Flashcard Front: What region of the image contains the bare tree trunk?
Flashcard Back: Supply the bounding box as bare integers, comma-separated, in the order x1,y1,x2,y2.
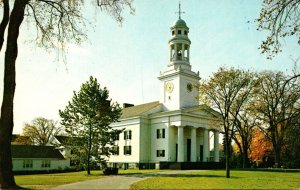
225,134,230,178
241,140,250,168
87,124,92,175
242,150,249,168
274,145,281,168
0,0,28,188
0,0,9,51
233,137,243,168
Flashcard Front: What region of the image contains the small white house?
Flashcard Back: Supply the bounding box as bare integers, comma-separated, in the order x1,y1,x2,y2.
107,16,222,169
12,145,70,172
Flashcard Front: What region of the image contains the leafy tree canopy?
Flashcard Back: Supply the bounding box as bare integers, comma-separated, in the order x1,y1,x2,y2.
59,76,122,174
21,117,62,146
200,67,257,177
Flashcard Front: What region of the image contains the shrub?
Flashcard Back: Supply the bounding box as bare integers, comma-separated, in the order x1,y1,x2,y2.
103,167,118,175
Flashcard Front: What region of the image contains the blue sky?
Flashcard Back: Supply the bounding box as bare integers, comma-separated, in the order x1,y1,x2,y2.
0,0,299,133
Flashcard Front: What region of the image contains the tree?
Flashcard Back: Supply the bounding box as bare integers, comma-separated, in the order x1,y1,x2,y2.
0,1,134,188
59,76,122,175
231,110,257,168
249,128,273,167
256,0,300,59
21,117,61,145
13,135,33,145
231,75,259,169
281,114,300,168
200,67,256,178
254,71,300,167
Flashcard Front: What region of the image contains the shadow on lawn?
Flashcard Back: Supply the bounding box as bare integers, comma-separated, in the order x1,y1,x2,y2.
120,172,240,179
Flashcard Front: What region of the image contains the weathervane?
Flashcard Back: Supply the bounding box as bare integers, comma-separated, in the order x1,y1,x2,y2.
176,1,185,19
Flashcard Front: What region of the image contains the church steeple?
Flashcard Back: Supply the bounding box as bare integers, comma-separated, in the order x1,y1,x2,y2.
169,2,191,71
158,3,200,111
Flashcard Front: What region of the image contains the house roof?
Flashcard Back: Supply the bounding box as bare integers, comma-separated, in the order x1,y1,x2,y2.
120,101,161,119
11,145,65,159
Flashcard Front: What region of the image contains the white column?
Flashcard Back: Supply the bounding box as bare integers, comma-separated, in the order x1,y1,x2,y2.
203,129,210,162
177,126,184,162
214,130,220,162
170,46,172,61
181,44,184,60
191,127,197,162
174,44,178,60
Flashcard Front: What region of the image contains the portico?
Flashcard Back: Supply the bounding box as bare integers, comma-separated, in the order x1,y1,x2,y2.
175,125,219,163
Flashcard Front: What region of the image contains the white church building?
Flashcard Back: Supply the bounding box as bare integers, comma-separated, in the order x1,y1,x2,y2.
108,12,222,169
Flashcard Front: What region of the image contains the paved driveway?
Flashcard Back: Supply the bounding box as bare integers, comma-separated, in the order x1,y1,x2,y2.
52,170,200,190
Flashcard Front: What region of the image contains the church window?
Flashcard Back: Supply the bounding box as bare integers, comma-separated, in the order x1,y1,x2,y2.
41,160,51,168
157,129,165,139
184,30,188,35
124,130,132,140
112,133,119,141
23,160,33,168
124,146,132,155
112,146,119,155
178,30,181,35
156,150,165,157
172,30,175,35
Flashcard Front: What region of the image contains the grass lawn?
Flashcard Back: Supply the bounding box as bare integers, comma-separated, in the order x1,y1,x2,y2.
15,169,160,189
130,170,300,189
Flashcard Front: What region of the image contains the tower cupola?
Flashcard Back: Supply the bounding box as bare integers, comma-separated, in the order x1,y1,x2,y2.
168,2,191,71
158,2,200,111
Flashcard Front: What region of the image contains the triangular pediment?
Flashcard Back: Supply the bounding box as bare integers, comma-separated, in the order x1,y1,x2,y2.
182,104,221,119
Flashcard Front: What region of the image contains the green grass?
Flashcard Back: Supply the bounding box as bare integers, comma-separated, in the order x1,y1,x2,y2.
15,171,103,189
15,169,160,189
130,170,300,189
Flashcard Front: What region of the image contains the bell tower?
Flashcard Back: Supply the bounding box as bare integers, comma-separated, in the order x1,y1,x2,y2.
158,2,200,111
169,2,191,71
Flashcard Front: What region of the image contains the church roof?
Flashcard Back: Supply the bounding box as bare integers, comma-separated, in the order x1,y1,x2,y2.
121,101,161,119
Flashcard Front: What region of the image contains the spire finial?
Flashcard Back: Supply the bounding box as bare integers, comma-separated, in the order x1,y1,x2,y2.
176,1,185,19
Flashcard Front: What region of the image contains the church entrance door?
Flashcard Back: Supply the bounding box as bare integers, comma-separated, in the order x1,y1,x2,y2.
200,145,204,162
187,139,191,162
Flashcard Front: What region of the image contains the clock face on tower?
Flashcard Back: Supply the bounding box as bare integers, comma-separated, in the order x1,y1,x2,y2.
165,82,174,93
187,83,193,92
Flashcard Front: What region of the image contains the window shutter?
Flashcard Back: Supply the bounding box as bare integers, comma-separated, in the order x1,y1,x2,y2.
129,146,132,155
129,130,132,139
157,129,159,138
124,131,127,140
156,150,159,157
162,150,165,157
123,146,126,155
162,129,165,138
117,146,119,155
